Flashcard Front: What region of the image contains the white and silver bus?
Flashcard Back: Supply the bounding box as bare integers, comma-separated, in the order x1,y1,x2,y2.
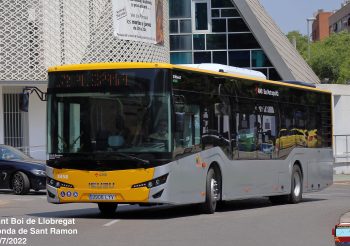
46,62,333,215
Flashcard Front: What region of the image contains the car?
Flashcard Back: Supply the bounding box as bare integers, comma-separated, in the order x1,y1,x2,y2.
238,129,256,152
307,129,318,148
0,145,46,195
275,128,295,150
291,128,307,147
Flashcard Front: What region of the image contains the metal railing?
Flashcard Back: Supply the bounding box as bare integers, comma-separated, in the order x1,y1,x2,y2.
334,135,350,158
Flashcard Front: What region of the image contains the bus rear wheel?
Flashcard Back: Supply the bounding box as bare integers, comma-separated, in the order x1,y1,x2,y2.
201,168,219,214
269,165,303,204
288,165,303,203
98,203,118,216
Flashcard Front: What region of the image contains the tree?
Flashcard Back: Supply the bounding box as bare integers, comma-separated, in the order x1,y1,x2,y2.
286,31,308,59
287,31,350,84
309,32,350,84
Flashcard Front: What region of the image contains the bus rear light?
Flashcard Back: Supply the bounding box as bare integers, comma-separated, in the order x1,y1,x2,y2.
132,174,168,189
47,177,74,189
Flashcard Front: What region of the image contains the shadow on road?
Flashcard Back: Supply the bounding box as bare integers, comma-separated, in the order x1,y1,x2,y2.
0,190,46,195
26,197,326,220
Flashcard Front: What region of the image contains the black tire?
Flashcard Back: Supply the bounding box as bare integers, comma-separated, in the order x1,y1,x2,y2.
201,168,219,214
12,171,30,195
269,165,303,204
288,165,303,204
98,203,118,216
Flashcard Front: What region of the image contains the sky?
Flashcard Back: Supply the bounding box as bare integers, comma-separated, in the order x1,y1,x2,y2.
259,0,345,34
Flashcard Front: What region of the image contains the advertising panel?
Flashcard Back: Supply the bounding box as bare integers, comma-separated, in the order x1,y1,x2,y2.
112,0,164,44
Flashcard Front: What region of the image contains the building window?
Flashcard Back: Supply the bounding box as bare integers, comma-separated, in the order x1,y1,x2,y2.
171,52,192,64
180,20,192,33
194,52,211,63
212,9,220,18
212,19,227,32
213,51,227,65
227,18,250,32
193,1,210,31
268,68,281,81
206,34,227,50
3,91,27,149
193,34,206,50
170,35,192,51
169,0,191,18
228,33,261,49
229,51,250,67
211,0,234,8
221,9,239,18
170,20,178,33
252,50,272,67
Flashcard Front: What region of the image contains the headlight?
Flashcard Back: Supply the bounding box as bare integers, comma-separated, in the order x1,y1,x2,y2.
31,169,46,176
47,177,74,188
132,174,168,189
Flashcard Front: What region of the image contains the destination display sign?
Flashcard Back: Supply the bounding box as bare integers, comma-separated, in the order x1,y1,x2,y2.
52,72,129,89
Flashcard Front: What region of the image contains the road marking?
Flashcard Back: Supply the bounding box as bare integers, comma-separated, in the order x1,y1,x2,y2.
103,220,120,227
0,200,9,206
11,198,34,201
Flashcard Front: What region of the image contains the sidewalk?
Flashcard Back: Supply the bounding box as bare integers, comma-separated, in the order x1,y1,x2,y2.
334,174,350,184
334,174,350,223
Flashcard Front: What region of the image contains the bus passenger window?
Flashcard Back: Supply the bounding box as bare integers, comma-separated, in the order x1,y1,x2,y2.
175,105,200,149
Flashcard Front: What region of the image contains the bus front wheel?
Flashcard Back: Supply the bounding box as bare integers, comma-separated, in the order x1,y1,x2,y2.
201,168,219,214
98,203,118,216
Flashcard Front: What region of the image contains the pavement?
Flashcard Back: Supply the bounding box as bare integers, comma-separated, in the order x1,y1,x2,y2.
335,174,350,223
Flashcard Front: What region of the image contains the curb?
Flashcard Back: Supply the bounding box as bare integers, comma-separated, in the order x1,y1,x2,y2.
340,212,350,223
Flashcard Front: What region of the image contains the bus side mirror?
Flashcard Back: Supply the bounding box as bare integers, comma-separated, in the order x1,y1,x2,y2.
332,228,335,236
19,92,29,112
175,112,185,132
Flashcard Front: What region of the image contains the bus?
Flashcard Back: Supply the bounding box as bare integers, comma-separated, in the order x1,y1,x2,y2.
46,62,333,215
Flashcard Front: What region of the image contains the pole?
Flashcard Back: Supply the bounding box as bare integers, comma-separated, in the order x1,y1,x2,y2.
307,18,316,60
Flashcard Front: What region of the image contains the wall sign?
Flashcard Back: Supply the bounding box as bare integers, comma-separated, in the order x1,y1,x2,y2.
112,0,164,45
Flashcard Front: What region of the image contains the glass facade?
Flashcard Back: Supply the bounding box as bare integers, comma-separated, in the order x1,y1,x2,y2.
169,0,281,80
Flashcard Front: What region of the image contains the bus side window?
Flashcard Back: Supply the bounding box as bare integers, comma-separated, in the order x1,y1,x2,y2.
175,104,200,149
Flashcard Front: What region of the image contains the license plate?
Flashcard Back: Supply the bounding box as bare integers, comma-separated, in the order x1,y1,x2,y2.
89,194,116,201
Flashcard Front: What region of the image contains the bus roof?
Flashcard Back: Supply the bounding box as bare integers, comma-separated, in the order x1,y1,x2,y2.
48,62,331,94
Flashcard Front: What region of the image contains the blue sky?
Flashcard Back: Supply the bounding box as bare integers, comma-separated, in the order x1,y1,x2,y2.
259,0,344,34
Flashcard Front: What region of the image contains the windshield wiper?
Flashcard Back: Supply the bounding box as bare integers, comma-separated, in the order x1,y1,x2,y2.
93,152,150,166
113,153,150,165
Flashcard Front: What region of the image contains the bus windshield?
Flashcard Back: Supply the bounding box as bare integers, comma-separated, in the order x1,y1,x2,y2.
47,69,172,162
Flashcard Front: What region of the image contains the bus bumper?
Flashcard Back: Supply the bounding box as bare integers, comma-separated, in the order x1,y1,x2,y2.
45,166,171,204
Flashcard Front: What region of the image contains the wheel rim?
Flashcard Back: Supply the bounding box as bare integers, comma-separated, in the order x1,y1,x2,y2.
210,178,219,205
13,174,23,194
293,172,301,197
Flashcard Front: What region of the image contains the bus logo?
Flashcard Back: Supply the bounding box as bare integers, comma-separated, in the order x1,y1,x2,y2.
255,86,279,97
89,183,115,189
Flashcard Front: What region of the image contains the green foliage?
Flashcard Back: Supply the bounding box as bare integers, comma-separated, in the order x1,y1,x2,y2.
286,31,308,59
287,31,350,84
338,57,350,84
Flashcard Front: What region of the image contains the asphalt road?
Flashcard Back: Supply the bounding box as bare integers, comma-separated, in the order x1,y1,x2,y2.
1,183,350,246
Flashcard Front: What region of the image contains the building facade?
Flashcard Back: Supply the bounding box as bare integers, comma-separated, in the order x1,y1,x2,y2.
0,0,321,159
329,1,350,34
0,0,170,159
169,0,320,83
312,10,332,41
